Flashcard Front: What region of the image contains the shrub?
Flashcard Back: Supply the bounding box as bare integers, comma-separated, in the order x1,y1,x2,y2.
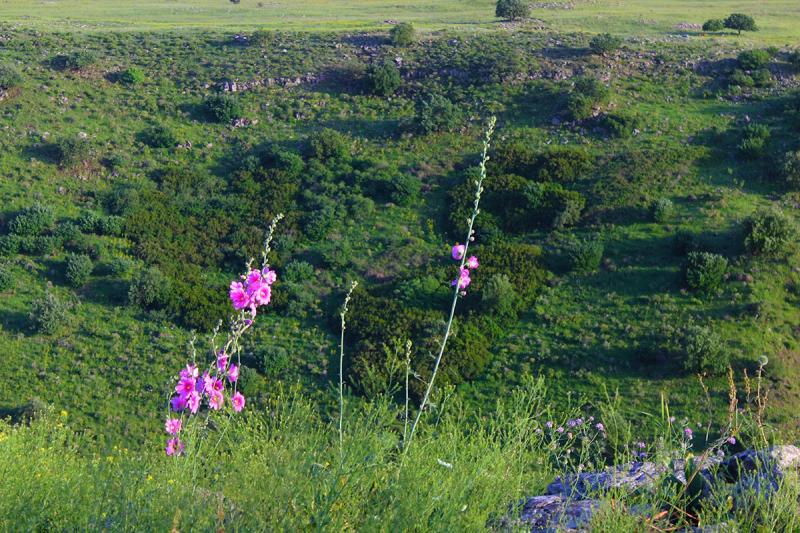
29,291,69,334
366,62,402,97
568,77,609,120
737,49,771,70
495,0,529,21
650,198,675,223
55,136,92,166
9,203,55,236
737,124,770,160
389,22,415,46
138,124,177,148
0,235,20,256
51,50,96,71
128,266,172,310
781,150,800,188
0,265,12,291
702,19,724,32
589,34,622,56
750,68,772,87
204,94,243,123
573,76,609,100
480,274,519,319
108,256,134,276
283,260,315,284
536,147,593,182
0,63,22,90
32,236,60,256
118,67,145,85
743,208,795,256
599,112,639,138
684,252,728,294
563,237,604,274
307,128,350,162
724,13,758,34
78,211,101,233
523,182,585,229
415,94,463,134
97,216,124,237
729,69,754,88
64,253,93,287
680,325,729,375
384,172,420,206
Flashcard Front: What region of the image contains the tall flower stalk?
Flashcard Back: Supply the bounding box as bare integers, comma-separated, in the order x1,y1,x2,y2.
404,117,496,453
338,280,358,456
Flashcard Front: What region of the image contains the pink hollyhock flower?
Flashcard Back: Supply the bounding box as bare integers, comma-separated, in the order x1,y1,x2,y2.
187,391,201,414
201,372,215,394
216,352,228,372
451,268,471,289
251,282,271,307
262,267,277,285
175,377,196,397
165,418,182,435
228,364,239,382
179,364,198,379
466,256,479,270
231,391,245,413
229,281,249,310
209,390,224,410
166,438,184,456
171,395,187,412
246,269,262,285
451,243,465,260
212,378,224,393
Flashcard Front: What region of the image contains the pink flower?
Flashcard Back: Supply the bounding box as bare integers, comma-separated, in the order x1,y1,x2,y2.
262,267,277,285
250,282,271,306
179,364,198,379
166,438,184,456
229,281,249,310
171,395,187,412
466,256,479,270
451,267,471,289
201,372,216,394
228,364,239,382
212,378,224,393
246,269,262,285
187,390,201,414
165,418,182,435
175,377,196,397
451,243,465,260
209,390,224,410
216,352,228,372
231,391,245,413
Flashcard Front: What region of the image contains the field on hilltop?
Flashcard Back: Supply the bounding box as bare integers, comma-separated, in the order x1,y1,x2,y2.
1,1,800,529
0,0,799,43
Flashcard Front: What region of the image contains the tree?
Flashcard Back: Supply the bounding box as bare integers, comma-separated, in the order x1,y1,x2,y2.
495,0,529,21
389,22,415,46
702,19,724,32
367,62,402,96
589,34,622,56
724,13,757,35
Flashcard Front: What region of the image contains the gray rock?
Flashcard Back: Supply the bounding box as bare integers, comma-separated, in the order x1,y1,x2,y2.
546,461,667,498
514,494,598,532
721,445,800,482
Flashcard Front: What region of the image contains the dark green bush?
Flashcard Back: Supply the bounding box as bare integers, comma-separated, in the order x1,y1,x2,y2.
474,243,547,304
282,260,315,284
389,23,415,46
0,236,20,256
480,274,519,319
523,182,585,229
32,236,60,256
55,136,92,166
489,141,538,177
750,68,772,87
366,62,402,96
78,211,100,233
29,291,69,334
54,222,82,249
729,69,754,88
495,0,529,20
680,325,729,375
589,34,622,55
65,253,93,287
737,124,770,160
0,265,12,291
564,237,604,274
415,94,463,134
536,147,594,182
119,67,145,85
737,49,771,70
568,77,609,121
9,203,55,236
97,216,124,237
138,124,177,148
702,19,724,32
724,13,758,34
108,256,135,276
650,198,675,223
684,252,728,294
308,128,350,162
204,94,243,123
0,63,22,90
128,266,172,310
51,51,96,71
598,112,639,138
743,208,795,256
781,150,800,188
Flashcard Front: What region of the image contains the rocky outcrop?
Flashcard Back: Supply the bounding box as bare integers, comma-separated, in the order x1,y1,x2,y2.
218,74,320,93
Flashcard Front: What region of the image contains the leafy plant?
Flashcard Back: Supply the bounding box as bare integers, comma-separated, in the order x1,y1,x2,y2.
29,291,69,334
415,94,463,134
128,266,172,310
724,13,758,34
0,63,22,90
680,325,729,375
0,264,12,291
51,50,96,71
204,94,242,123
119,67,145,85
702,19,724,32
564,236,604,274
737,124,770,160
389,22,415,46
523,182,585,229
589,34,622,55
138,124,177,148
9,203,55,236
64,253,93,287
684,252,728,295
737,49,771,70
781,150,800,188
367,61,402,96
307,128,350,162
650,198,675,223
743,208,795,256
495,0,529,21
55,136,92,167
